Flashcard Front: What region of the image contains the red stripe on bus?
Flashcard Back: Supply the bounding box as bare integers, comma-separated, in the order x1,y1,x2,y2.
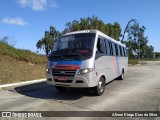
113,57,118,77
53,65,80,70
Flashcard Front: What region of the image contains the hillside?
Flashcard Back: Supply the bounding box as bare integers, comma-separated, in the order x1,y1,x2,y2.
0,43,47,85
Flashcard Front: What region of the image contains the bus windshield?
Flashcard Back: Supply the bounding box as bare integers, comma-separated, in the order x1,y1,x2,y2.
49,33,96,60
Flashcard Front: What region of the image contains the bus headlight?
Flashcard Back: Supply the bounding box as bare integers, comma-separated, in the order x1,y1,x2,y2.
46,68,50,73
78,68,93,75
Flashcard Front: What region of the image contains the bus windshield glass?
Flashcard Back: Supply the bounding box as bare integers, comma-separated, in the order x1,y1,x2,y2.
49,33,96,60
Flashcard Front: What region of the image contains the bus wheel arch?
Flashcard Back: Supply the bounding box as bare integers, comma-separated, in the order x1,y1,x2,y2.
94,75,106,96
119,68,124,80
101,75,106,84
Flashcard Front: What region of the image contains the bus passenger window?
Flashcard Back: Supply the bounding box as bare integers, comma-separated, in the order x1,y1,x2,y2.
121,46,124,56
105,40,109,55
114,44,119,56
123,47,126,56
119,45,122,56
108,41,113,56
97,38,105,54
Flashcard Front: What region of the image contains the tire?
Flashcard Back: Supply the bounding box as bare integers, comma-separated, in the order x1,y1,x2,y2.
94,77,105,96
55,86,65,92
119,70,124,80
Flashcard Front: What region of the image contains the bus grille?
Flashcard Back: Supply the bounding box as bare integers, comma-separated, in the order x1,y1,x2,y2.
54,79,73,83
52,69,76,83
52,69,76,76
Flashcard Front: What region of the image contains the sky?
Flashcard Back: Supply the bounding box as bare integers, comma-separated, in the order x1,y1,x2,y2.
0,0,160,53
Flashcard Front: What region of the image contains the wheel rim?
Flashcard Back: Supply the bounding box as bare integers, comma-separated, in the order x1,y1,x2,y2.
98,79,104,93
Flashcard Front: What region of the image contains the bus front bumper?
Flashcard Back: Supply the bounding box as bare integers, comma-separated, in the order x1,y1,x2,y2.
46,73,92,88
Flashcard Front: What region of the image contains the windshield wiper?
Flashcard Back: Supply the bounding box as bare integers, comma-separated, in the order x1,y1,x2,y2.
49,55,66,60
64,53,86,60
73,53,86,60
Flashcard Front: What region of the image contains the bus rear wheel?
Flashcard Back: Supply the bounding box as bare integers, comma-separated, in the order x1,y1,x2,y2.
119,70,124,80
94,77,105,96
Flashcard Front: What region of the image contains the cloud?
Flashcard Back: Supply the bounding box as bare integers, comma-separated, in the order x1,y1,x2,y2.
17,0,57,11
1,17,27,26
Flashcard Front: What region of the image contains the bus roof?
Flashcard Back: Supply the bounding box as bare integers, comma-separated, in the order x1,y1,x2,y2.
64,30,126,47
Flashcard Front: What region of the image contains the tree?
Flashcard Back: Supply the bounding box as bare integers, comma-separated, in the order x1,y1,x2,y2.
0,36,16,47
36,26,60,55
154,52,160,58
113,22,121,41
62,15,121,41
145,45,154,58
98,20,105,33
37,16,124,54
80,18,89,30
0,36,9,44
125,23,154,59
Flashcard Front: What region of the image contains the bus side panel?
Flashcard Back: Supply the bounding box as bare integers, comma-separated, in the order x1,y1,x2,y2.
94,56,116,83
118,56,128,75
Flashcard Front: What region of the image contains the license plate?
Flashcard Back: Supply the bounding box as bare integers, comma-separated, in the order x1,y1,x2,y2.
57,76,67,81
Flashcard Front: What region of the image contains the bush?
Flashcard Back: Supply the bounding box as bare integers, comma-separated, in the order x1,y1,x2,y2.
128,59,139,65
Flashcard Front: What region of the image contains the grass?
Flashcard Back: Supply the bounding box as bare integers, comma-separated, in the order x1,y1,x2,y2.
0,56,46,85
0,43,47,85
139,58,160,61
128,58,160,65
0,42,47,64
128,59,139,65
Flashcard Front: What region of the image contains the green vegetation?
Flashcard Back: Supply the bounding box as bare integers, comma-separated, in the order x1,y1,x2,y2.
154,52,160,58
0,42,47,85
128,59,139,65
128,58,160,65
0,56,46,85
0,42,47,64
62,16,121,40
36,16,157,61
139,58,160,61
124,23,154,59
36,16,121,55
36,27,60,55
36,16,160,65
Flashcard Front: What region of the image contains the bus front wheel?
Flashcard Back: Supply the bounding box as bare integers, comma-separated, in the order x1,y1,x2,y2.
94,77,105,96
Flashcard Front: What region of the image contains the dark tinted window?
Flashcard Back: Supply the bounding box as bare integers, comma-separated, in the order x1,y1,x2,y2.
114,43,119,56
105,39,110,55
108,41,113,55
123,47,126,56
97,37,106,53
121,46,124,56
119,45,123,56
53,33,95,51
50,33,96,60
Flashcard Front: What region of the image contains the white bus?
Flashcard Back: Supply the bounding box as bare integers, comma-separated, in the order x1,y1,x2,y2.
46,30,128,95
